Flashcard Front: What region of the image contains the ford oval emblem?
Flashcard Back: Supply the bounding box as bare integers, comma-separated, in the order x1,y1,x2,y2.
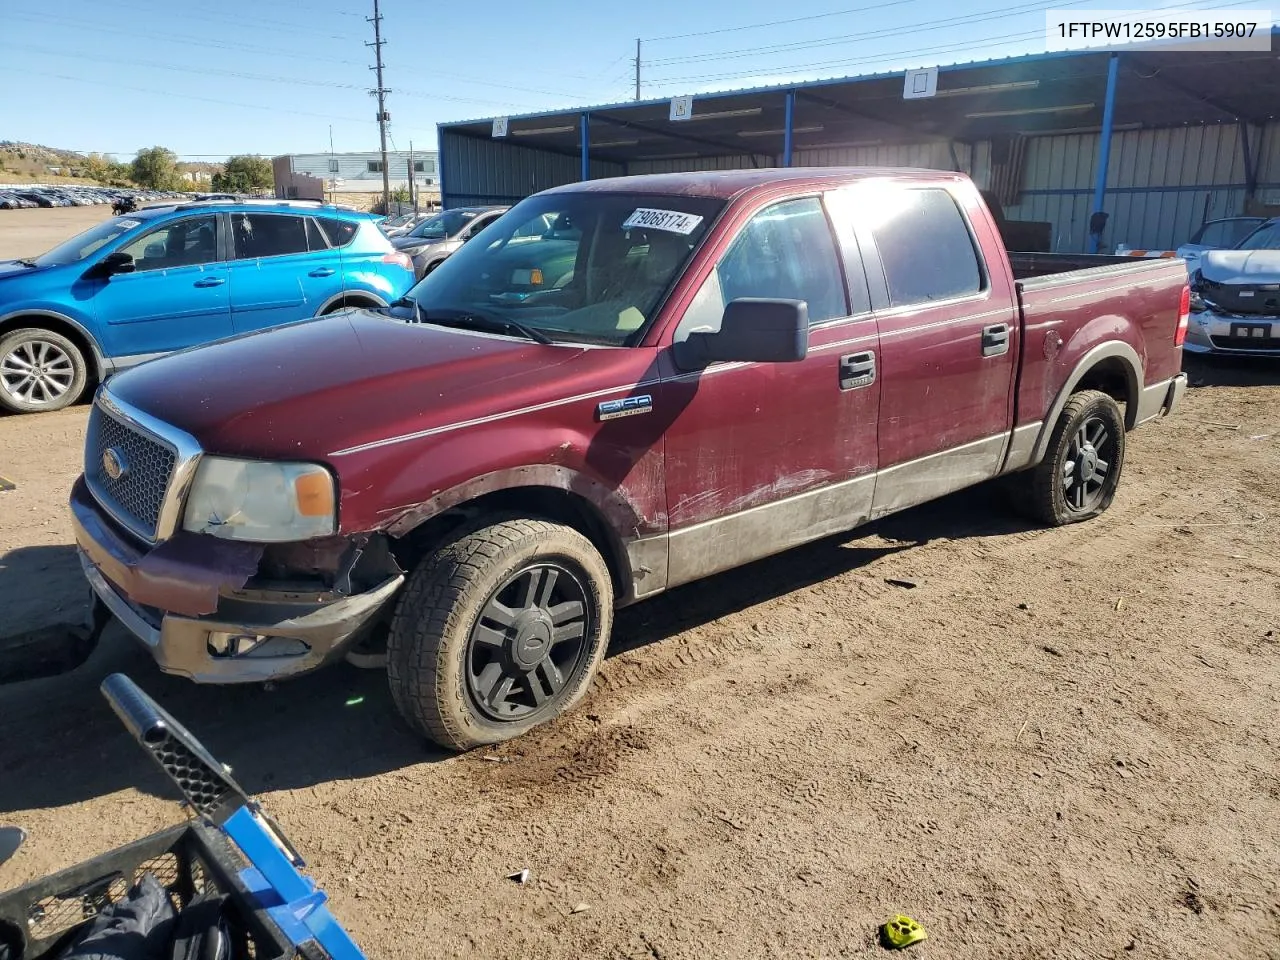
102,447,128,482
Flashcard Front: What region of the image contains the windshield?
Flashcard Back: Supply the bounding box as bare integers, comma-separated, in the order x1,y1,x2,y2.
402,193,724,346
33,216,144,267
1236,221,1280,251
410,209,478,241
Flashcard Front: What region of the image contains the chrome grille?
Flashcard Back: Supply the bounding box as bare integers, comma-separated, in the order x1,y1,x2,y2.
86,403,177,540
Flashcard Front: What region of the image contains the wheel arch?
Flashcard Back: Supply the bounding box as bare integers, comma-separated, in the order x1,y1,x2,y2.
0,309,108,383
382,468,651,605
315,290,389,315
1029,340,1142,466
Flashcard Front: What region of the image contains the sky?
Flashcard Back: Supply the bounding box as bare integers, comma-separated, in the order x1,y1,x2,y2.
0,0,1243,160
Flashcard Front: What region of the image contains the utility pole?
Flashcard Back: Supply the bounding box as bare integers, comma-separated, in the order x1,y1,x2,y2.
328,125,335,204
634,38,641,101
409,140,417,216
367,0,391,213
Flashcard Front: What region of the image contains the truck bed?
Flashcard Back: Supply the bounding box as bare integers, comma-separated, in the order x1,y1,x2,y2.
1009,253,1189,438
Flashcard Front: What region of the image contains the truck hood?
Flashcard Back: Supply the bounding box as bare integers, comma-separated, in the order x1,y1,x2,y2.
106,310,586,461
1198,249,1280,284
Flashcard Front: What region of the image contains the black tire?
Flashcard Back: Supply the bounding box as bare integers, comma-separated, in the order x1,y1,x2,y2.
1013,389,1126,526
387,518,613,751
0,327,89,414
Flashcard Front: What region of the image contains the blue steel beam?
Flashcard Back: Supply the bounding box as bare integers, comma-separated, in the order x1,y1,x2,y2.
783,91,795,167
1090,53,1120,253
580,112,590,181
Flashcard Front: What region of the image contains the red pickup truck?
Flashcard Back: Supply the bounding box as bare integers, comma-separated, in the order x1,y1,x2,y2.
71,168,1190,750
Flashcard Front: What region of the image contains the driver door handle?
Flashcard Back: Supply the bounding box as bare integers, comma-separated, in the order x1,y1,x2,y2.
839,351,876,391
193,276,226,288
309,268,336,277
982,323,1010,357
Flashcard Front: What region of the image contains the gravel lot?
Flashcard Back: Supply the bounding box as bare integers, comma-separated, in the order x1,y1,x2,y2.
1,209,1278,959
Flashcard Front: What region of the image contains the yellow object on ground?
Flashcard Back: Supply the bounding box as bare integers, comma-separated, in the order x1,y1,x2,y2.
881,915,928,949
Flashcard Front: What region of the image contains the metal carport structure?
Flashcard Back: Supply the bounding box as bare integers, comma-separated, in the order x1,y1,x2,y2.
439,34,1280,252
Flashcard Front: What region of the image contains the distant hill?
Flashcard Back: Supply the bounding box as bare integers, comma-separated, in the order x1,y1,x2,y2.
0,141,87,179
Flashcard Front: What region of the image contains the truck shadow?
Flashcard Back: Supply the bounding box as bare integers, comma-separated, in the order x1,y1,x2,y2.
1184,354,1280,389
0,483,1031,815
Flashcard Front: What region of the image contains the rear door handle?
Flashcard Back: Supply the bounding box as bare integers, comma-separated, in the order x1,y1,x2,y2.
309,268,336,277
193,277,226,288
839,350,876,390
981,323,1010,357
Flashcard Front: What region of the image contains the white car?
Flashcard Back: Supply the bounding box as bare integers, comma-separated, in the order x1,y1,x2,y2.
1175,216,1268,274
1184,218,1280,356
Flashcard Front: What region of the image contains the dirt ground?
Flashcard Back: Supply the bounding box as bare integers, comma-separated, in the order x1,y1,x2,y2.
1,210,1278,959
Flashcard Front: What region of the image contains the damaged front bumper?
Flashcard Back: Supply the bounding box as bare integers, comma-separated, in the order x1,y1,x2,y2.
71,479,404,684
1183,309,1280,356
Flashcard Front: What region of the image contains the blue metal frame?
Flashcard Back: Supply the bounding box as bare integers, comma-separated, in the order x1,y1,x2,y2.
223,807,366,960
436,121,448,209
1090,52,1121,253
783,91,795,167
580,112,590,182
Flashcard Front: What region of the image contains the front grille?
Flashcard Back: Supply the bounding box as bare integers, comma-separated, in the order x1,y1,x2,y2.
1209,334,1280,351
1200,279,1280,315
86,403,177,540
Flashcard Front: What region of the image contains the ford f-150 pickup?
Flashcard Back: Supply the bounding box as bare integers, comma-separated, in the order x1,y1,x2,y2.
70,168,1190,751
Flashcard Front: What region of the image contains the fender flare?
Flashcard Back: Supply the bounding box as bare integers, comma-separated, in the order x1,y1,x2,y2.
0,307,109,379
381,463,652,594
1028,340,1143,466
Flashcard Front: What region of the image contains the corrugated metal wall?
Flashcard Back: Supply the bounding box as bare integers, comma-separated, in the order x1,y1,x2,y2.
1007,122,1280,251
625,142,993,185
443,121,1277,251
440,132,621,207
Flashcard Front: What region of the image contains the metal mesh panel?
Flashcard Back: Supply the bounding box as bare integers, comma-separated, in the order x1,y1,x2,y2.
86,404,177,539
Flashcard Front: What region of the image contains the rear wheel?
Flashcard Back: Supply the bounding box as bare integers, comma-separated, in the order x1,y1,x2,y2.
387,518,613,751
1012,389,1125,526
0,328,88,414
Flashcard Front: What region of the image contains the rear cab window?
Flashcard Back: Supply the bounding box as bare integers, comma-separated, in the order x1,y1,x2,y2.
864,187,987,308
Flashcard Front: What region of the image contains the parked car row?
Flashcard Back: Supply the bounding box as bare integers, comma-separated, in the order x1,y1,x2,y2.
0,198,415,413
0,185,187,210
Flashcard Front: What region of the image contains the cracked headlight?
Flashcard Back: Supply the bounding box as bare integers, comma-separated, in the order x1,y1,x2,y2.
183,457,336,542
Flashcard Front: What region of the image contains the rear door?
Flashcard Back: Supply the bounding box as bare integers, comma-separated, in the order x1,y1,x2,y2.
660,194,881,588
226,212,338,332
89,212,232,360
848,180,1018,518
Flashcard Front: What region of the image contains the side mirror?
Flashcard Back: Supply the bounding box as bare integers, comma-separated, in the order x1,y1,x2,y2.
0,826,24,867
99,251,135,275
675,298,809,370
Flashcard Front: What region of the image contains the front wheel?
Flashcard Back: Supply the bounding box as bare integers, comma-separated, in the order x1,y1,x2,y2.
387,518,613,751
1013,389,1126,526
0,328,89,414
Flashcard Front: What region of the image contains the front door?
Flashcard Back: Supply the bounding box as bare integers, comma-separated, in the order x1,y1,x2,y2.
660,194,881,588
842,181,1018,518
89,213,232,361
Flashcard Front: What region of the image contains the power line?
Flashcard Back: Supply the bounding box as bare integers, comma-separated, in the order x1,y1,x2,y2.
0,66,372,124
646,0,920,42
646,0,1101,66
646,0,1243,85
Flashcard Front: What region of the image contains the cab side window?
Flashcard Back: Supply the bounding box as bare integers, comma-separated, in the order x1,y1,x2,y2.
869,188,985,307
118,215,218,272
675,197,848,341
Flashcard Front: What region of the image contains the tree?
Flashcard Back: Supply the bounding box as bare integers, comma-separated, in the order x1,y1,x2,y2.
212,155,273,195
131,146,181,190
78,153,134,186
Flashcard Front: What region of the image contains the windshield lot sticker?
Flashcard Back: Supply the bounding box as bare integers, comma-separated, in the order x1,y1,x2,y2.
117,219,142,229
623,208,704,235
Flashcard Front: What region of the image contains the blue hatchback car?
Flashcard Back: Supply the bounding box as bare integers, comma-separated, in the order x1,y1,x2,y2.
0,200,416,413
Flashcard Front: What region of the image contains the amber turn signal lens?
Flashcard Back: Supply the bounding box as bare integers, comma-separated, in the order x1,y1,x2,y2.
294,471,335,517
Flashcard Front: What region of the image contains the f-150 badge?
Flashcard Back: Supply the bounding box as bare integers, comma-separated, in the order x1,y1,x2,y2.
597,395,653,421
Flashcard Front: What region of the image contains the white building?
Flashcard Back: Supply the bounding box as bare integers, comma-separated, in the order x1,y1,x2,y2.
272,150,439,199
